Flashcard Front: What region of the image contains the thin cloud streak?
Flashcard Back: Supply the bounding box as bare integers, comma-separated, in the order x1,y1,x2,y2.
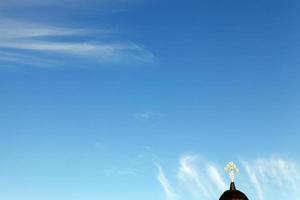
0,20,90,39
0,41,148,56
156,155,300,200
0,0,136,8
177,155,210,198
0,19,154,68
243,161,264,200
134,111,162,120
156,164,178,200
207,164,227,192
243,156,300,200
0,50,64,68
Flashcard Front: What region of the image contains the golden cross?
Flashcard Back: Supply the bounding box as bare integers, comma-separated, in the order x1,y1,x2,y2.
224,161,239,182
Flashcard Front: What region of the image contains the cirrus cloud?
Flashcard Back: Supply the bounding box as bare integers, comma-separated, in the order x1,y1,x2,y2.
0,19,154,68
156,155,300,200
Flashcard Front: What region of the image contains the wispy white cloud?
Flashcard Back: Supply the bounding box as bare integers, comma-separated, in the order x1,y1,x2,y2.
0,19,154,68
0,50,64,68
207,164,227,192
177,155,211,198
0,0,138,9
0,20,90,39
134,111,162,120
243,161,264,200
156,155,300,200
134,111,154,120
156,164,178,200
243,156,300,200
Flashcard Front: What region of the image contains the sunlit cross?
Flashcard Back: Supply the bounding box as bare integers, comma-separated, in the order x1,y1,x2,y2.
224,161,239,182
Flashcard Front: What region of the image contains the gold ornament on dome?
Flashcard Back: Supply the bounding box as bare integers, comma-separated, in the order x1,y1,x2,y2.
224,161,239,182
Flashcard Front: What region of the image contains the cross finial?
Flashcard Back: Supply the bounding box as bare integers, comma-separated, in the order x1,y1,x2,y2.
224,161,239,183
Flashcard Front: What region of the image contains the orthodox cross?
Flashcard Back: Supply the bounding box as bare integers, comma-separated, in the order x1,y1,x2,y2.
224,161,239,183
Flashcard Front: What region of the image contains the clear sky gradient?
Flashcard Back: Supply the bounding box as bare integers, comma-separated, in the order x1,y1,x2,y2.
0,1,300,200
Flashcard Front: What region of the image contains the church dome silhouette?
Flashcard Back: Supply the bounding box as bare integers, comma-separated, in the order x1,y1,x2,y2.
219,182,248,200
219,162,249,200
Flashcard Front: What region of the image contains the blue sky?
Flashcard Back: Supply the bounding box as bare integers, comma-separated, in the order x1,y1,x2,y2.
1,0,300,200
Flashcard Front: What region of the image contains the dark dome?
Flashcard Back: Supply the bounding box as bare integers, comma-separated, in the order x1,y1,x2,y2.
219,182,249,200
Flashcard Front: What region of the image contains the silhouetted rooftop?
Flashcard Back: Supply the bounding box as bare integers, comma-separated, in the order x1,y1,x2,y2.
219,182,249,200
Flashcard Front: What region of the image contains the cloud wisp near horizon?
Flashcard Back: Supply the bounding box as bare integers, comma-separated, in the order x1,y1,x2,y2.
156,155,300,200
0,0,139,9
0,19,154,68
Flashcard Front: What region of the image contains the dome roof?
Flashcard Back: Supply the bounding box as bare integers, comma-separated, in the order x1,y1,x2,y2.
219,182,249,200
